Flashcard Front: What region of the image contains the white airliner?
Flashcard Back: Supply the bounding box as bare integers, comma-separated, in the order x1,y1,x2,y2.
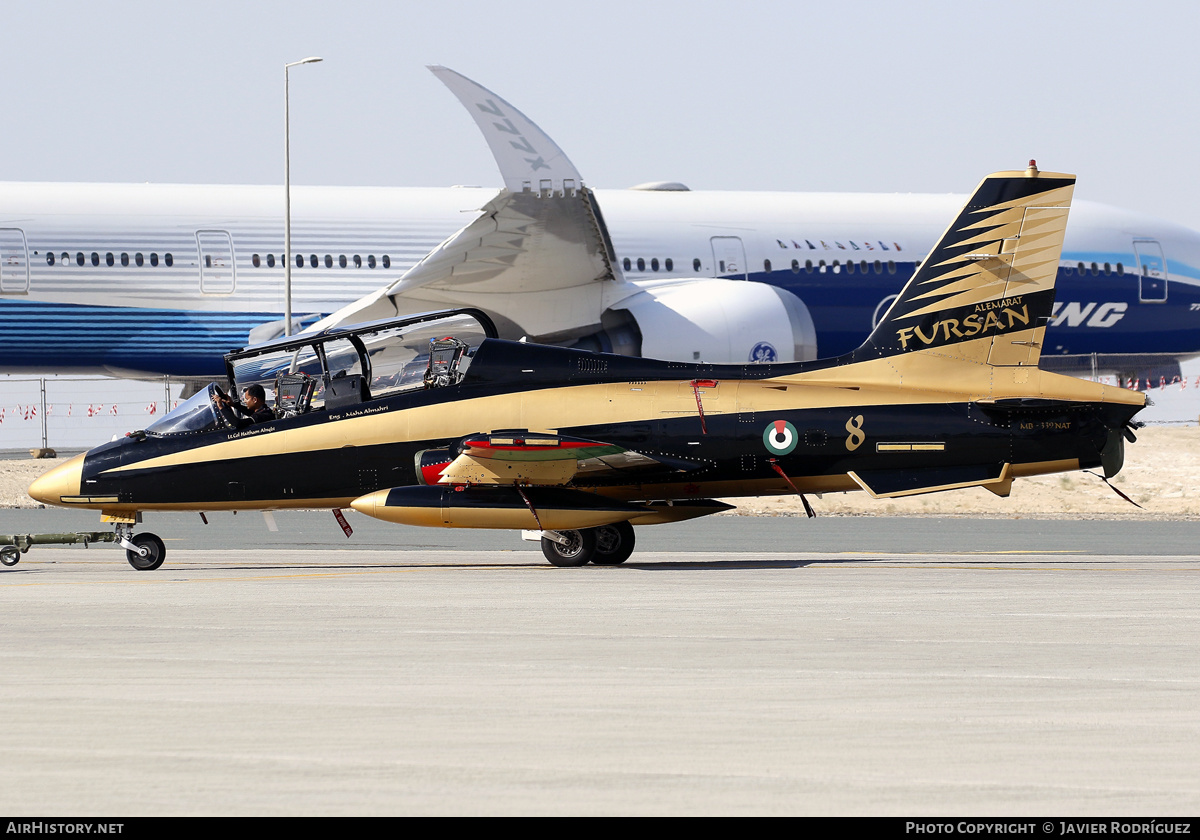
0,67,1196,382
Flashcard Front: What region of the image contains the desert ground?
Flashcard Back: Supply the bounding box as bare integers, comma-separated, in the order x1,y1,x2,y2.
3,425,1195,519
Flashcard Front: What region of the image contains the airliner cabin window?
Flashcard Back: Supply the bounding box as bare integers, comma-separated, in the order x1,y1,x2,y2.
791,259,800,274
651,258,659,271
150,253,159,267
165,253,173,267
252,254,261,268
62,252,70,265
665,258,673,271
136,253,144,266
353,255,361,268
637,258,645,271
339,255,347,268
266,254,275,268
861,260,868,273
887,260,896,274
622,258,631,271
296,254,304,268
91,253,99,266
1117,262,1124,275
46,253,54,266
121,253,129,266
324,255,333,268
1104,262,1111,275
846,261,855,275
310,255,318,268
368,255,376,268
764,259,772,273
1077,261,1085,273
76,253,85,266
874,260,882,273
105,253,113,267
1091,262,1098,276
693,258,701,271
382,255,391,268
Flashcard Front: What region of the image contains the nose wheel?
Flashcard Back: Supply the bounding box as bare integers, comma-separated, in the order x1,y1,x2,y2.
125,533,166,571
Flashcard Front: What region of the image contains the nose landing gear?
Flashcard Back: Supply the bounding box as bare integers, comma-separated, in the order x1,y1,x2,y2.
114,523,166,571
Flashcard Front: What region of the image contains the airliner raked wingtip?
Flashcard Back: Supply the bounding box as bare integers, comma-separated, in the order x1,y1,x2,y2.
427,65,583,195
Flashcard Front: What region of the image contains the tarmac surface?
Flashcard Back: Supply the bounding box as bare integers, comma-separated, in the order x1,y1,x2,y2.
2,512,1199,815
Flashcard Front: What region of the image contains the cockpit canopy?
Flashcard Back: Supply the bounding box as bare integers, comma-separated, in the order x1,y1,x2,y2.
144,309,496,436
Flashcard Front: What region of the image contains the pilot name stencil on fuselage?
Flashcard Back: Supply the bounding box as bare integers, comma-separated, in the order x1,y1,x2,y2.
328,404,391,422
226,425,277,441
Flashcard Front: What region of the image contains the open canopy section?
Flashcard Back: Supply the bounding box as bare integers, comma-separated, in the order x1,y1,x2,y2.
225,308,497,414
143,309,497,437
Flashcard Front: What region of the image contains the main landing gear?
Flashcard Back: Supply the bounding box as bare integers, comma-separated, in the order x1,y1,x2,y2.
540,521,636,567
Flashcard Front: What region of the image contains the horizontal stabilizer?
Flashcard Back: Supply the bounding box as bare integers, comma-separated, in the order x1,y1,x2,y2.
848,463,1010,498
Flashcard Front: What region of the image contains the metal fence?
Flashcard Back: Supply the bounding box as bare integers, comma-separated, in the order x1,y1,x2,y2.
0,376,183,450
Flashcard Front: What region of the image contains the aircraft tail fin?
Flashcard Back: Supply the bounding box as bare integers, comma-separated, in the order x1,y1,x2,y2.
856,163,1074,369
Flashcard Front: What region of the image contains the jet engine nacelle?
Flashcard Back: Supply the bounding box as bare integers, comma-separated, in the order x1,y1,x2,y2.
607,279,818,364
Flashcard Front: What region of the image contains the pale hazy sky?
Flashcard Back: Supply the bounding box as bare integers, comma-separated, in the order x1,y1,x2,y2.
5,0,1200,226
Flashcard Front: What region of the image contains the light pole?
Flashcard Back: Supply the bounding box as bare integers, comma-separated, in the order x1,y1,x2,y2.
284,56,322,337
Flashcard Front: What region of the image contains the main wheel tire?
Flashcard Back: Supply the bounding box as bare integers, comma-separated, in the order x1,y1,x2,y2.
0,545,19,567
126,533,166,571
540,529,596,567
591,521,635,565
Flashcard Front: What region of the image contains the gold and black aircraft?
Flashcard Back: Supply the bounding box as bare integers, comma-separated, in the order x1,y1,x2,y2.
29,166,1146,569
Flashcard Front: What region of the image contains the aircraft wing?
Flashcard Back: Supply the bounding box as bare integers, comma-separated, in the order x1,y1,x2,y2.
308,67,625,338
426,432,702,487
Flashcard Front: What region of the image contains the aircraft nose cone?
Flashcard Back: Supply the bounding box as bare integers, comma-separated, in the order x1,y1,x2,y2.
28,453,85,506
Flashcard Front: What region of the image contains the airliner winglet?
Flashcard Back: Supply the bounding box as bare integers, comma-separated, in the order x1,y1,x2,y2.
309,68,625,337
427,65,583,195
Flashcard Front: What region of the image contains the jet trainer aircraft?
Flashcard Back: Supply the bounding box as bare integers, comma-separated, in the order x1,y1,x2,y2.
27,166,1146,569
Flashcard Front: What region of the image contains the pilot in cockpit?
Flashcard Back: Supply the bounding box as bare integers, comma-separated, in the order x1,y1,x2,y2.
217,384,276,427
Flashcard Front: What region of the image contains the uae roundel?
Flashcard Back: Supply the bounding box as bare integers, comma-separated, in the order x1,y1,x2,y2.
762,420,798,455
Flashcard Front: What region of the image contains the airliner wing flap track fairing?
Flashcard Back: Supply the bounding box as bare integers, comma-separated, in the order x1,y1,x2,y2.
26,168,1146,569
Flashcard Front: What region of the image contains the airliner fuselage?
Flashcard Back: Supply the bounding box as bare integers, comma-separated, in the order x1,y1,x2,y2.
0,181,1195,377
